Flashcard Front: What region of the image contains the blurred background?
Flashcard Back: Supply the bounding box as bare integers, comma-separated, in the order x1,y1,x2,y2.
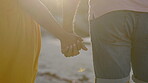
35,0,135,83
35,0,95,83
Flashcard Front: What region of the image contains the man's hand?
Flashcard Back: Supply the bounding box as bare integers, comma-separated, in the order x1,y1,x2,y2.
60,33,87,57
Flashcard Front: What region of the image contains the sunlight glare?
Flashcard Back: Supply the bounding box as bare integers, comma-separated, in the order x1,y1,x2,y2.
78,68,86,72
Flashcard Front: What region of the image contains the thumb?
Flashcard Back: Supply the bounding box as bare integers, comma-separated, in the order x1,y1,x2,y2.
81,43,88,51
77,37,83,41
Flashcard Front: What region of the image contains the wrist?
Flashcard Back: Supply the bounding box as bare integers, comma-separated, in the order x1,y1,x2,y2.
63,23,74,33
56,30,69,41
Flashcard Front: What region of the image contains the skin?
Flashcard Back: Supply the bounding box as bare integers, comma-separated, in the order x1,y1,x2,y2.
18,0,87,57
63,0,87,56
63,0,80,33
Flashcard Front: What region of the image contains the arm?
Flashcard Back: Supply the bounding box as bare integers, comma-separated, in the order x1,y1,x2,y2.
18,0,86,57
19,0,66,40
63,0,88,56
63,0,80,33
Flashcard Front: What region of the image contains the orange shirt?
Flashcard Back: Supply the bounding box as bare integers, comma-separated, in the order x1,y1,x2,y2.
89,0,148,19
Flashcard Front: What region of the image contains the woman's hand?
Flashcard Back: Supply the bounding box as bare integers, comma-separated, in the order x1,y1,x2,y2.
60,33,87,57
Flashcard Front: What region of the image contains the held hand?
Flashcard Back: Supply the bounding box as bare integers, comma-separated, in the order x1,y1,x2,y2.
60,33,87,57
63,40,87,57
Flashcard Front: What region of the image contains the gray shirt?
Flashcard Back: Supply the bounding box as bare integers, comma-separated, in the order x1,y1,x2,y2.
90,0,148,20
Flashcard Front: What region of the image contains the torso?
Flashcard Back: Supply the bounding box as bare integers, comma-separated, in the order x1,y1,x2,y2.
89,0,148,20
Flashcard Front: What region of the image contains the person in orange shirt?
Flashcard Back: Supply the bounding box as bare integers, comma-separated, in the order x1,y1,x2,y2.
63,0,148,83
0,0,87,83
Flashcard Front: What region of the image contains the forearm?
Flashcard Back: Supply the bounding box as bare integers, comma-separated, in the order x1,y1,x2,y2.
63,0,80,33
19,0,66,39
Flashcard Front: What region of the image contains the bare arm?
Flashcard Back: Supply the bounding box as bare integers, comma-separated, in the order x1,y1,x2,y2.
63,0,80,33
63,0,88,56
19,0,66,40
18,0,86,57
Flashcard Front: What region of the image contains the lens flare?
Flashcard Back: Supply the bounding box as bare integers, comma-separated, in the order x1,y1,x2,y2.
78,68,86,72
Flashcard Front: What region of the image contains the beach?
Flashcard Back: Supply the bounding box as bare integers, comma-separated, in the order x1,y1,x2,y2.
35,34,95,83
35,31,134,83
